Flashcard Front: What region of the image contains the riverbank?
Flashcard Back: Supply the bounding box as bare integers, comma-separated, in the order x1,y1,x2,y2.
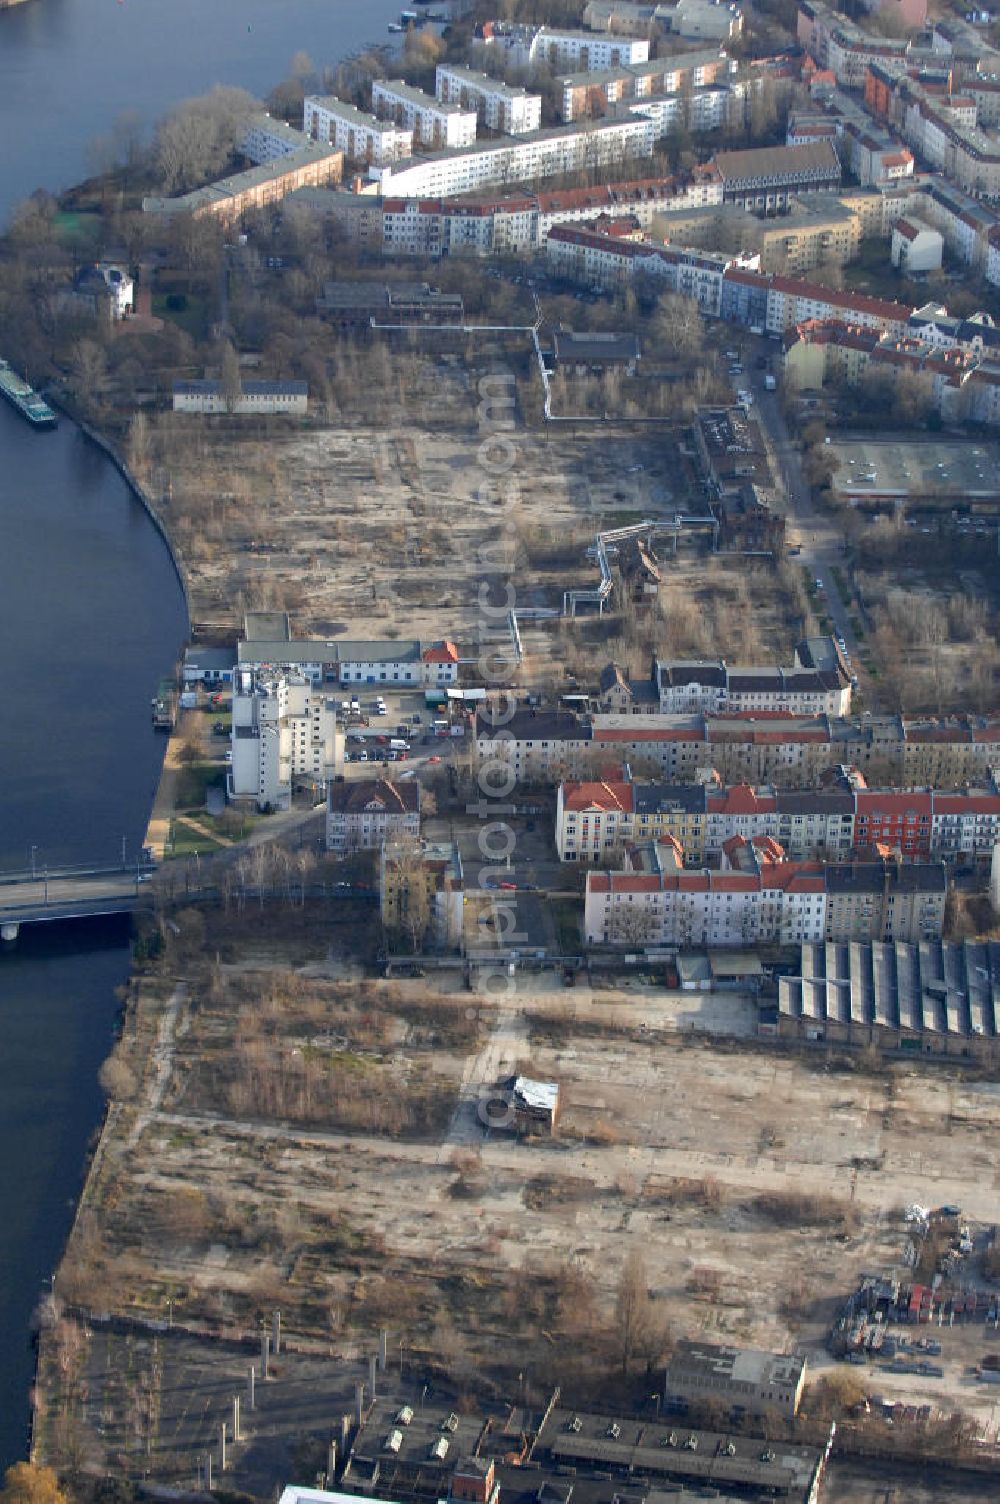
57,400,191,623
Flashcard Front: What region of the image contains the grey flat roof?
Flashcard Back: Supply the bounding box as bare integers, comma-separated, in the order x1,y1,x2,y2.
437,64,538,101
536,1407,820,1497
239,638,422,665
183,647,236,670
306,95,410,132
376,79,474,115
553,331,640,361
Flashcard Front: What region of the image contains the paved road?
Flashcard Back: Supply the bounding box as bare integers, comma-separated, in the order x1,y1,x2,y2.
729,342,867,693
0,869,146,922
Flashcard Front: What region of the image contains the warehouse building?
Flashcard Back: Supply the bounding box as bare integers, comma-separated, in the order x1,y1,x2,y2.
530,1405,826,1501
664,1340,807,1418
775,938,1000,1059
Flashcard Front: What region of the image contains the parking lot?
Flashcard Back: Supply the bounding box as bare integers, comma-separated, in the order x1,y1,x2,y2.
339,686,470,774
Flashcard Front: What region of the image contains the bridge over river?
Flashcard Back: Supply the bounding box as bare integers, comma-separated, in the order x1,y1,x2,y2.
0,863,150,939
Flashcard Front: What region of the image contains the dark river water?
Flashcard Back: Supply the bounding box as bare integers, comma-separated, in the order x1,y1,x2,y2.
0,0,407,226
0,0,403,1467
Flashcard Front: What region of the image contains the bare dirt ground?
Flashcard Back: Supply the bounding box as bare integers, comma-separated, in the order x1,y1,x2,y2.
39,937,1000,1485
134,351,802,692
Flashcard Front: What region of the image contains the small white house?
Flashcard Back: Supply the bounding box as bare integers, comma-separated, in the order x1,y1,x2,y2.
891,216,944,274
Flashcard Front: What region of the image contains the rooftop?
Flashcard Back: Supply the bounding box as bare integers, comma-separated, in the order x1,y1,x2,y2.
328,778,420,815
376,79,474,116
306,95,412,133
713,139,840,184
534,1406,822,1497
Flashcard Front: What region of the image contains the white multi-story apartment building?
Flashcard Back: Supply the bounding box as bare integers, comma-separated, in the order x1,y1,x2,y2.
435,66,542,135
370,116,656,198
528,26,650,69
230,669,342,810
545,224,755,314
372,80,477,150
303,95,413,166
326,777,421,852
242,113,314,164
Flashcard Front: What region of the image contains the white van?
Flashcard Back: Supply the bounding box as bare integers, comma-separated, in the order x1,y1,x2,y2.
390,738,410,752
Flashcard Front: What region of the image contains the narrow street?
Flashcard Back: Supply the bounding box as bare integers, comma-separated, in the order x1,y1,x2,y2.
730,342,871,697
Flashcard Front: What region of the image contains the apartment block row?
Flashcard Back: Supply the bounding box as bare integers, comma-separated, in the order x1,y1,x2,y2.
304,95,414,166
474,704,1000,787
483,22,651,72
301,166,723,259
782,315,1000,427
864,63,1000,200
555,771,1000,865
434,65,541,135
613,78,751,137
543,219,914,336
372,79,477,150
378,168,721,257
598,638,852,719
556,48,731,122
584,834,947,948
302,48,783,199
368,114,658,198
797,0,911,88
143,116,343,222
545,223,756,310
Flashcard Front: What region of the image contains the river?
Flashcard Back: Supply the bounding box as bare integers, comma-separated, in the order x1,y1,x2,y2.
0,0,404,1468
0,0,408,227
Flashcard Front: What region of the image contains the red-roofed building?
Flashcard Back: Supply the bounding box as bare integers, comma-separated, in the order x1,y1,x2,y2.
584,833,945,947
555,779,635,860
855,790,932,859
584,833,830,946
422,640,460,684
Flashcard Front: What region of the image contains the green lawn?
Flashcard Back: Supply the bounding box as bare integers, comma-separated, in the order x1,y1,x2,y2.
175,762,226,811
152,292,212,341
166,822,225,858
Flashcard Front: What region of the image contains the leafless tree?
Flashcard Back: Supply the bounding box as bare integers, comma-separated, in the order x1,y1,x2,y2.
155,85,259,193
